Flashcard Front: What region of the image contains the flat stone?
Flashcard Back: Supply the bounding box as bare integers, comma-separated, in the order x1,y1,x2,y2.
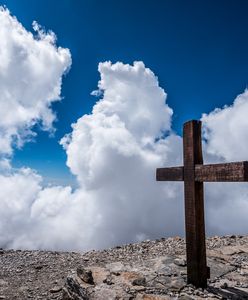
132,285,146,292
136,294,171,300
49,286,62,293
178,296,193,300
105,261,126,272
207,258,236,279
220,246,245,256
225,271,248,285
91,267,110,285
207,249,230,262
168,278,186,292
174,258,186,267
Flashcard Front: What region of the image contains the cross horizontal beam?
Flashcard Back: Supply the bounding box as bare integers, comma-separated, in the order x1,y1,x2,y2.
156,161,248,182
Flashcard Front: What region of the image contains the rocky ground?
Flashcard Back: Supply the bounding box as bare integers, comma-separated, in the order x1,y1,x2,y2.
1,236,248,299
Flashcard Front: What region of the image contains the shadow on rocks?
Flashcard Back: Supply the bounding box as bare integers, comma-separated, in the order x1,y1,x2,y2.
207,286,248,300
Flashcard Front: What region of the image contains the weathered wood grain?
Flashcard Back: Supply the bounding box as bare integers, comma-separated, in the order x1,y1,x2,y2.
183,120,208,288
195,161,248,182
156,167,183,181
157,161,248,182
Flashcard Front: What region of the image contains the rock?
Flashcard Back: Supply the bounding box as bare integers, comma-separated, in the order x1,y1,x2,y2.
63,276,89,299
207,258,236,279
174,258,186,267
103,274,114,285
132,277,146,286
77,267,94,285
50,286,62,293
179,296,193,300
132,285,146,292
136,294,171,300
34,265,44,270
220,246,244,256
168,278,186,292
220,282,228,289
0,279,8,286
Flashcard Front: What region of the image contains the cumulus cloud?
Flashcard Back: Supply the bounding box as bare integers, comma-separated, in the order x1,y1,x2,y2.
201,90,248,236
59,61,183,250
202,89,248,161
1,59,184,250
61,61,174,185
0,6,71,157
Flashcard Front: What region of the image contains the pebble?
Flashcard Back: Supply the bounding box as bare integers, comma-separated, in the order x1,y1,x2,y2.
49,286,62,293
132,277,146,286
174,258,186,267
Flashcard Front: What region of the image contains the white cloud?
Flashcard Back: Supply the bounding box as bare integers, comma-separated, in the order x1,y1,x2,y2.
0,58,184,251
61,61,175,185
202,89,248,161
0,168,41,248
201,89,248,236
58,61,184,250
0,7,71,157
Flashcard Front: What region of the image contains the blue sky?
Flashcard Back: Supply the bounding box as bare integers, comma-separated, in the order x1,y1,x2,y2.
2,0,248,185
3,1,248,250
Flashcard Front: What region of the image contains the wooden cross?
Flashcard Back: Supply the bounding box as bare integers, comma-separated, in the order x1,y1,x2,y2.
156,120,248,288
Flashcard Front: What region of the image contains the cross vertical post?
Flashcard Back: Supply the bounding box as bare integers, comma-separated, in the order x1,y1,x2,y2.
183,120,208,287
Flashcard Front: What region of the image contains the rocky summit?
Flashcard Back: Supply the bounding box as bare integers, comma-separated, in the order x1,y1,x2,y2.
1,236,248,299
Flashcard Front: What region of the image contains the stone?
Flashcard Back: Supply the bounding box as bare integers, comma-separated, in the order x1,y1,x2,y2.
63,276,89,299
179,296,193,300
77,267,94,285
207,258,236,279
206,249,230,262
220,282,228,289
174,258,186,267
0,280,8,287
50,286,62,293
220,246,245,256
132,277,146,286
136,294,171,300
34,265,44,270
103,274,114,285
168,278,186,292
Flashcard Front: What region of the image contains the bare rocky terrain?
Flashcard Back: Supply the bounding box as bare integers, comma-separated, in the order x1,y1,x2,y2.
1,235,248,299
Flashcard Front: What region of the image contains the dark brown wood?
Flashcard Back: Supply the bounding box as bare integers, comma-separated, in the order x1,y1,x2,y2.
183,120,208,287
156,161,248,182
156,119,248,288
195,161,248,182
156,167,183,181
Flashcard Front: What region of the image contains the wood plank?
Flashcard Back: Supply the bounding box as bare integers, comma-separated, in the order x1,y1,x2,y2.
183,120,208,288
156,167,183,181
195,161,248,182
157,161,248,182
